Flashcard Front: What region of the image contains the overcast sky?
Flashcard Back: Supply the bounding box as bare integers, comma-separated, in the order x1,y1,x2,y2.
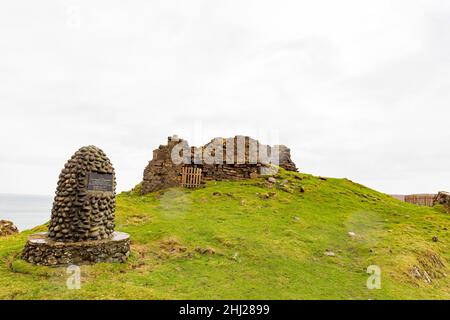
0,0,449,196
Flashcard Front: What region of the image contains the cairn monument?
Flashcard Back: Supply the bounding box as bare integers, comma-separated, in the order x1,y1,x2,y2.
22,146,130,266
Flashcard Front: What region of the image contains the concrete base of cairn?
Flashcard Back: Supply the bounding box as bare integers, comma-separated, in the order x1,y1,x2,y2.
22,231,130,266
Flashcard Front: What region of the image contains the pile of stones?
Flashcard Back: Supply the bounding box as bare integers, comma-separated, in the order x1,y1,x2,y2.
48,146,116,242
0,220,19,237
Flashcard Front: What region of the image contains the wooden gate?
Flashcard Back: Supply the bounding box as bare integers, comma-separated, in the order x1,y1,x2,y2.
181,166,202,188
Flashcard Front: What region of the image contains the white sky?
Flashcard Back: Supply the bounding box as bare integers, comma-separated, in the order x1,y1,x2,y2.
0,0,449,195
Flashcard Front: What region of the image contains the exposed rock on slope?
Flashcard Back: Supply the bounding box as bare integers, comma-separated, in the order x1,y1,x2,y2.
0,220,18,237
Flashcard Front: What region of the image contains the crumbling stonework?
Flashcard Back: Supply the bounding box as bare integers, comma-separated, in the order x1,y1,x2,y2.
141,135,298,194
0,220,19,237
278,145,297,172
141,137,184,195
48,146,116,242
434,191,450,213
22,146,130,266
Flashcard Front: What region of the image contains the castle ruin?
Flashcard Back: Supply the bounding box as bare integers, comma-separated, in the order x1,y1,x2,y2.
141,135,297,194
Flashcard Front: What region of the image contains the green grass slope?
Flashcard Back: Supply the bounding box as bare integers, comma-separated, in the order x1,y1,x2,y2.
0,169,449,299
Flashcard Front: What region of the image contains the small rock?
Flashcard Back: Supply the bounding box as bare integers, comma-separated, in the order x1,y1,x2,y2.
259,192,276,199
280,186,293,193
432,236,438,242
324,250,335,257
212,191,221,196
293,216,300,221
348,231,356,237
195,247,216,255
0,220,19,237
267,177,277,184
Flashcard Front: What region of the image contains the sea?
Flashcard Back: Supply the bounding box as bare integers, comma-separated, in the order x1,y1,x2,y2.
0,193,53,231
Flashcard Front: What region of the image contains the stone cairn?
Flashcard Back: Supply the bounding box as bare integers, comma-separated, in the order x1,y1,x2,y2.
48,146,116,241
0,220,19,237
22,146,130,266
141,135,298,194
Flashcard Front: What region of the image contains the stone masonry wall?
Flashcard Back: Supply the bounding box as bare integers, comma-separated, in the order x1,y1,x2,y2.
22,232,130,266
141,135,298,194
141,137,184,194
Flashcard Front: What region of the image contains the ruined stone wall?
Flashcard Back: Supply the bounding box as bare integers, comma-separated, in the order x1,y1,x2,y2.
434,191,450,212
48,146,116,242
201,164,260,181
278,145,297,172
141,136,184,194
195,136,274,181
141,135,298,194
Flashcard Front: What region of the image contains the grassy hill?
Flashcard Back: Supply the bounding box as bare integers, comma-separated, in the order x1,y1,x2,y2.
0,168,448,299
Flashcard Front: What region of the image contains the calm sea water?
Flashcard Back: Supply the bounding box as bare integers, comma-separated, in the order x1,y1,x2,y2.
0,194,53,231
